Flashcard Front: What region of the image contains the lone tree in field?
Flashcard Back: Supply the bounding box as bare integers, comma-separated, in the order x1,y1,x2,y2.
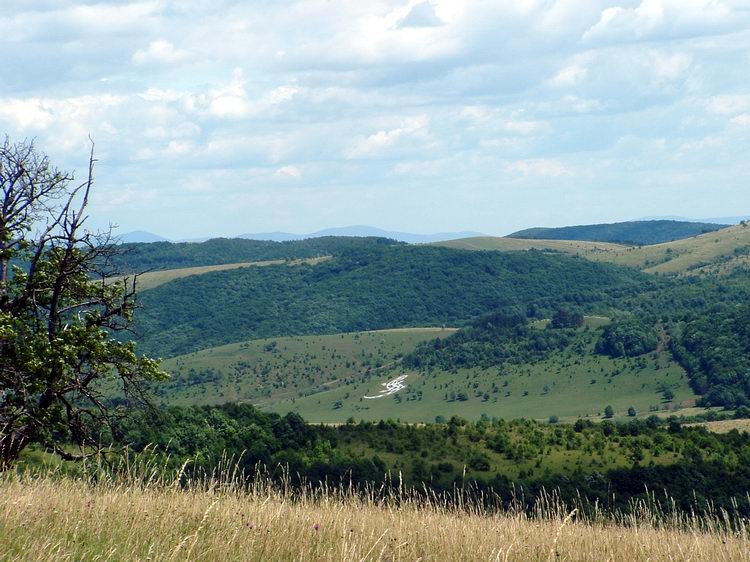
0,137,164,469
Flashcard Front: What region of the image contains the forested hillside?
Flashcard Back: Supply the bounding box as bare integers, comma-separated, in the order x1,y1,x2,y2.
114,236,399,272
134,245,649,357
509,220,724,245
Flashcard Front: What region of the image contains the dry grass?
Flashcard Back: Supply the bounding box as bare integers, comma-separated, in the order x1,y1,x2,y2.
686,419,750,434
111,256,332,291
432,237,625,254
1,467,748,562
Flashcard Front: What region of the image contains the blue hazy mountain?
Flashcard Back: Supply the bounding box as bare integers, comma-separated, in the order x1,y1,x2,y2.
237,226,484,243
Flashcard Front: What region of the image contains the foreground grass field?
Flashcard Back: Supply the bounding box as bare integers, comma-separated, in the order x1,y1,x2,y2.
1,474,747,561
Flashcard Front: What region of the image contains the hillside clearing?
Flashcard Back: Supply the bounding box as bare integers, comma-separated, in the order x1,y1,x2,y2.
587,224,750,274
158,329,456,407
433,236,625,254
1,475,748,562
113,256,332,291
687,419,750,433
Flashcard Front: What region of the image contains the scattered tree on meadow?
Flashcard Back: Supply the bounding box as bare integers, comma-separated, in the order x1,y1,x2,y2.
604,405,615,419
0,137,164,469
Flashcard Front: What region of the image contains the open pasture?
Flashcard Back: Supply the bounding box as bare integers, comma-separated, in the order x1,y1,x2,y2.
158,328,456,407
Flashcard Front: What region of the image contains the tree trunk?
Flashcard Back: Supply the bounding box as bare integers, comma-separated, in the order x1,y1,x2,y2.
0,426,29,471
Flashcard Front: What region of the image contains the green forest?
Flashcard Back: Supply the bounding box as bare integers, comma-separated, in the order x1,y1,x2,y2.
509,219,725,245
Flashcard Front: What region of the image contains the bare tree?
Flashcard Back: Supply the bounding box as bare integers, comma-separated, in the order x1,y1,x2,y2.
0,136,164,469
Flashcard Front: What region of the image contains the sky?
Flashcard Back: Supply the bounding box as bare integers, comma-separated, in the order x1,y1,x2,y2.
2,0,750,239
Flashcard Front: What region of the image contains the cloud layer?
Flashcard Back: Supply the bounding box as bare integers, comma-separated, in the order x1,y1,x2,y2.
2,0,750,238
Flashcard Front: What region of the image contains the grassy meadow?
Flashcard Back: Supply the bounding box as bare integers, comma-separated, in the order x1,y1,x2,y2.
1,471,748,562
586,224,750,274
157,328,456,407
264,327,694,423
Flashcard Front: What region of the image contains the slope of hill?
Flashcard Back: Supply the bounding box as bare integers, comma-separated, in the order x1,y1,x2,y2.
509,220,725,245
155,328,455,406
116,230,170,243
120,257,330,291
134,245,650,358
265,318,693,423
433,236,623,254
587,224,750,274
113,236,399,273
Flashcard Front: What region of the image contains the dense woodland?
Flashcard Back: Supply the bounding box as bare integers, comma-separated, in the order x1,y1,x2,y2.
134,245,647,357
509,219,725,245
115,236,399,271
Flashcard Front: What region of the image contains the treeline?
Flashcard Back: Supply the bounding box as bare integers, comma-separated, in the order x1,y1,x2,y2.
114,236,400,272
106,403,750,517
134,246,648,357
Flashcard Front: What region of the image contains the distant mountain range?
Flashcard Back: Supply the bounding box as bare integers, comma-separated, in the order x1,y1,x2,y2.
118,226,485,245
237,226,485,244
508,220,728,246
116,231,170,244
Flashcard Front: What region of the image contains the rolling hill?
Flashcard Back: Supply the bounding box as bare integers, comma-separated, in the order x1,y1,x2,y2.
134,244,650,358
155,328,456,407
587,223,750,274
433,237,624,254
113,236,399,273
118,257,330,291
156,318,695,423
509,220,726,245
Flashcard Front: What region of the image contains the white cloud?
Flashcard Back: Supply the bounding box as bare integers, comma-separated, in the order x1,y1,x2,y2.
550,65,588,88
398,2,443,28
731,113,750,126
274,165,302,178
133,40,192,65
346,116,430,158
506,159,574,178
707,95,750,115
583,0,740,44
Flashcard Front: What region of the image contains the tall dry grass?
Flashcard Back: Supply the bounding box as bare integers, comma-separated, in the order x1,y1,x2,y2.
1,455,748,561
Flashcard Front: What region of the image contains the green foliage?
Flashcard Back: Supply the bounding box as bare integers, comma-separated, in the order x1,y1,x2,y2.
509,220,726,246
670,304,750,407
0,138,164,468
550,309,584,329
114,236,401,272
595,320,659,358
108,403,750,516
134,245,648,357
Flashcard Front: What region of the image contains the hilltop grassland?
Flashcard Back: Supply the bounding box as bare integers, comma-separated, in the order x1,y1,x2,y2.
116,256,332,291
433,236,625,254
1,474,748,562
439,225,750,276
587,224,750,274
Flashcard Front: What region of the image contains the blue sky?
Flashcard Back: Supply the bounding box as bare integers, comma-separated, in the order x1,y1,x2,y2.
2,0,750,239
